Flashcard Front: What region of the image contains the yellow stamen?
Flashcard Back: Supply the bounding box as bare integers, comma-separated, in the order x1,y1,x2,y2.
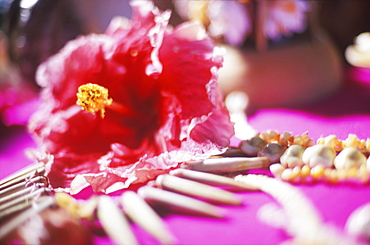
76,83,112,118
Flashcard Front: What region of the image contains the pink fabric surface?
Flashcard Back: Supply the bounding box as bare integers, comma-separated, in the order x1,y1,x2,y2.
1,67,370,244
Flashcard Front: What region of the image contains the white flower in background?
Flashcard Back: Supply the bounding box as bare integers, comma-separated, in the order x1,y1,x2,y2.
206,1,251,46
173,0,310,46
173,0,251,46
264,0,310,40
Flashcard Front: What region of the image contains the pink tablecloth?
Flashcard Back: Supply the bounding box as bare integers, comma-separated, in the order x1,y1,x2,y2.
1,67,370,244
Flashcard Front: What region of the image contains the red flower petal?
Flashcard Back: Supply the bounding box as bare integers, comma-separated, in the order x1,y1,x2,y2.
158,21,221,120
29,1,234,194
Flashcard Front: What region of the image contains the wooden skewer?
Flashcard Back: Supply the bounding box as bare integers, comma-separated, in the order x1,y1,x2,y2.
97,195,138,245
138,186,226,219
0,195,55,240
121,191,177,245
170,168,259,191
156,174,242,206
0,185,41,206
0,187,51,219
0,180,32,199
0,176,48,199
0,163,51,220
0,163,45,191
182,157,270,173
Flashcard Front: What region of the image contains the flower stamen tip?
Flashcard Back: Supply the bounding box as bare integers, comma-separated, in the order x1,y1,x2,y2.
76,83,112,118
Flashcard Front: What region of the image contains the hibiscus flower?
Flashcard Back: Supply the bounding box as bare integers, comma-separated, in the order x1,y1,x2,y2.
28,0,234,194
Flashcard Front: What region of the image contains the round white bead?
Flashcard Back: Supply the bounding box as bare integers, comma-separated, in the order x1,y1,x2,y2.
302,145,335,168
334,147,366,170
280,145,305,168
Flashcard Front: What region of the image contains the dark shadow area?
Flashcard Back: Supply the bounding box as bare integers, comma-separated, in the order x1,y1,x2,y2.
247,67,370,118
298,68,370,117
0,123,27,153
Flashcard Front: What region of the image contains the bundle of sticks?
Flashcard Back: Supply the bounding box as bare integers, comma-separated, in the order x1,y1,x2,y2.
0,156,270,245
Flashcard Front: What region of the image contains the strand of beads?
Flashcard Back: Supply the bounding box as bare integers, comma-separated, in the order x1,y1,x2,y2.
317,134,370,155
237,130,314,163
270,134,370,185
227,131,370,184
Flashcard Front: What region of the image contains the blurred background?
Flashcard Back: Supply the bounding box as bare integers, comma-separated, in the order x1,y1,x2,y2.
0,0,369,142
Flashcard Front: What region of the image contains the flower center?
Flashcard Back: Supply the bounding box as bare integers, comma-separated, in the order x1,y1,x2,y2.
76,83,144,120
76,83,113,118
